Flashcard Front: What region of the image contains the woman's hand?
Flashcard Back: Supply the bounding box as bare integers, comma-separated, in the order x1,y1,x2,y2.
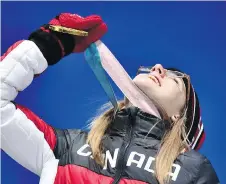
48,13,108,52
29,13,107,65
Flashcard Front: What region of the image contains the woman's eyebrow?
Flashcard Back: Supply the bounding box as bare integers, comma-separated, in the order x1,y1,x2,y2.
166,70,177,76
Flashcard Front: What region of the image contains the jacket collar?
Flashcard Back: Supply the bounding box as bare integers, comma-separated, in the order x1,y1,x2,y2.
108,106,170,141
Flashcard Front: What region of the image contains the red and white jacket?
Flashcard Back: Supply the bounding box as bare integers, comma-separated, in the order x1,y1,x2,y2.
1,40,58,183
0,41,219,184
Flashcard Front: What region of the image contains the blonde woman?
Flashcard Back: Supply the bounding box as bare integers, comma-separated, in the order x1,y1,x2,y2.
1,13,219,184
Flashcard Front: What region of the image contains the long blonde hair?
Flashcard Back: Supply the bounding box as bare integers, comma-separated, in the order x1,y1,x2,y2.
87,100,189,184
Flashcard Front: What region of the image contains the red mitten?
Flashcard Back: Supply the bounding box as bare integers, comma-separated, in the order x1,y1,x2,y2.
49,13,108,52
29,13,107,65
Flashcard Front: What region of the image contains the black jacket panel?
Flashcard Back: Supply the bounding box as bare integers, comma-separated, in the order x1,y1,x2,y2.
53,107,219,184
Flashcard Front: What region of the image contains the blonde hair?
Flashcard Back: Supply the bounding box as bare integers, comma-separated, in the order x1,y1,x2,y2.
87,100,189,184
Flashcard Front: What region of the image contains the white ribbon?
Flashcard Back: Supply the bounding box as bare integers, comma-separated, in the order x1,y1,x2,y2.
95,41,161,118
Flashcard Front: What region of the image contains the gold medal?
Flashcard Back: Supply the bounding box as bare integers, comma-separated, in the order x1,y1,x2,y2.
49,25,88,36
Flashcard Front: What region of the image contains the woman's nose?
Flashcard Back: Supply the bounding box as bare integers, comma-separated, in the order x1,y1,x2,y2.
151,64,166,77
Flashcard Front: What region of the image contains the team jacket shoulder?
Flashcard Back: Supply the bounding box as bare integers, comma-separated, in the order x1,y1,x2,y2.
177,149,219,184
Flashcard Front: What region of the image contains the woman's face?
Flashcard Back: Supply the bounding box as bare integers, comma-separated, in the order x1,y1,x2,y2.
133,64,186,118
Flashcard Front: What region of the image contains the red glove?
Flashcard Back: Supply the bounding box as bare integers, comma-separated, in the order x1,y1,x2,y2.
29,13,107,65
48,13,107,52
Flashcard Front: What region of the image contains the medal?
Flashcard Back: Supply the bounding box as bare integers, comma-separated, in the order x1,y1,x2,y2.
49,25,88,36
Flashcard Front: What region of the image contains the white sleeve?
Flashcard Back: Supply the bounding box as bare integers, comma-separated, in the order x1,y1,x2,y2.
0,40,59,182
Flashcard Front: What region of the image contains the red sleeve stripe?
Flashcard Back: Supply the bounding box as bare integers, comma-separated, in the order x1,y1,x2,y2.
16,104,56,150
55,165,147,184
0,40,24,61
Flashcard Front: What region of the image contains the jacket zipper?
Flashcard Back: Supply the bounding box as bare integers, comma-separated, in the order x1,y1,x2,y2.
112,113,134,184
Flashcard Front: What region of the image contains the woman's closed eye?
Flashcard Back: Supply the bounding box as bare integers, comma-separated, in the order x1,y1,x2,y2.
172,78,185,93
174,78,179,84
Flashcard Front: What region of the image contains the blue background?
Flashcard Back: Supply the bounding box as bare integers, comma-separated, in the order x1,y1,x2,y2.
1,1,226,183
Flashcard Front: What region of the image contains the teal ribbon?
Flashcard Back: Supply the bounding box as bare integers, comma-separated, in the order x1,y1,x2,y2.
84,43,118,112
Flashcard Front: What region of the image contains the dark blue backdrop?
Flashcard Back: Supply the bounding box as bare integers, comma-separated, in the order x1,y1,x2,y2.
1,1,226,184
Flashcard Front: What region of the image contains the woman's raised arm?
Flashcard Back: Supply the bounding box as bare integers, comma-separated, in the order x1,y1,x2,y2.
0,13,107,183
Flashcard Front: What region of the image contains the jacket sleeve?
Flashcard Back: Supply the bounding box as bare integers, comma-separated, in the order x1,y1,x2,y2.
0,40,59,183
195,157,220,184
